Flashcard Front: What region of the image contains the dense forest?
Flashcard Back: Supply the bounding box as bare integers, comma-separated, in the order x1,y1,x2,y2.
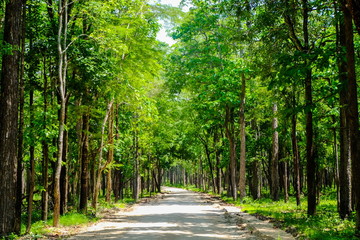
1,0,360,238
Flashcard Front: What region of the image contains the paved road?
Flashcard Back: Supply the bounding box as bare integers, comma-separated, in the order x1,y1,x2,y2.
69,187,258,239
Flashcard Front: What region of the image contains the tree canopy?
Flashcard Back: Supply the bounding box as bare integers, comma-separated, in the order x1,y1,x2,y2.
0,0,360,239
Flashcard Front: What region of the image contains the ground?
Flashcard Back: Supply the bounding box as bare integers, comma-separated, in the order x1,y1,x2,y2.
64,187,294,240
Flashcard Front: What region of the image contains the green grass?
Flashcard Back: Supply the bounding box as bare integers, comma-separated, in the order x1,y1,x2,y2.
96,196,135,211
238,197,356,240
59,213,96,226
22,212,98,236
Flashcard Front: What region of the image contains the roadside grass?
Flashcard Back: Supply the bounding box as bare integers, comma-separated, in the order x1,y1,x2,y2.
21,212,98,237
95,196,135,212
237,197,356,240
174,184,357,240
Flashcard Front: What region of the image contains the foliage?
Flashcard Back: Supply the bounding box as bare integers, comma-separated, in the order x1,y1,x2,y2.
240,196,356,240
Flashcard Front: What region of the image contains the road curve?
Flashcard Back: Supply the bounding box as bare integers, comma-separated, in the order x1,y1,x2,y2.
69,187,258,239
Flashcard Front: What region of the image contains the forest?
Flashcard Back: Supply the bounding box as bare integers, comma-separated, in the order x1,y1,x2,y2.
0,0,360,239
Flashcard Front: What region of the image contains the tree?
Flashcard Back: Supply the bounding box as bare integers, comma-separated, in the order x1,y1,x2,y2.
238,73,247,200
337,5,352,219
0,0,23,236
53,0,71,227
340,0,360,233
271,103,279,201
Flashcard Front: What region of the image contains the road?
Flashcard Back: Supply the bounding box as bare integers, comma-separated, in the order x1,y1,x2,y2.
69,187,259,239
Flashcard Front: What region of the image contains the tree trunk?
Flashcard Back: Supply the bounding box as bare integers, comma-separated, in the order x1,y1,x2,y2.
157,158,162,192
41,57,50,221
291,94,301,206
251,160,261,200
26,89,35,234
201,135,216,193
341,0,360,233
271,103,279,201
239,74,246,200
214,129,222,194
133,128,141,201
113,169,121,202
106,105,114,203
92,100,114,210
16,0,26,230
283,161,289,203
225,106,237,200
53,0,69,227
338,10,352,219
60,105,69,215
79,110,90,213
251,123,261,200
0,0,22,236
42,141,49,220
302,0,316,216
54,100,66,227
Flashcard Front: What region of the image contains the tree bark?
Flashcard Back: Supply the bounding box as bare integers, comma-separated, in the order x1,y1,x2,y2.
338,10,352,219
239,74,246,200
41,57,50,221
53,0,69,227
291,93,301,206
60,104,69,215
214,129,222,194
106,105,114,203
0,0,22,236
271,103,279,201
26,89,35,234
225,106,237,200
157,158,162,192
133,127,141,201
283,161,289,203
200,134,216,193
341,0,360,233
79,110,90,213
302,0,316,216
92,100,114,210
16,0,26,231
251,160,261,200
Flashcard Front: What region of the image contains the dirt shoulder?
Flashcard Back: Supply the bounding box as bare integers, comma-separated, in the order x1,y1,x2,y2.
197,191,296,240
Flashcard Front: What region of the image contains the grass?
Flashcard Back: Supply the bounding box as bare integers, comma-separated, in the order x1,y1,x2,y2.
175,184,357,240
95,196,135,212
21,212,98,237
239,197,356,240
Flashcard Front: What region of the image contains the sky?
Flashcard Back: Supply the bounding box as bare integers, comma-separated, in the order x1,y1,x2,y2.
151,0,187,45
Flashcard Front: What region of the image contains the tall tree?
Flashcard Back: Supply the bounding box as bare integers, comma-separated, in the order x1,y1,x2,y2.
270,103,279,201
337,7,352,219
302,0,316,216
79,108,90,213
53,0,70,227
283,0,316,215
0,0,23,236
238,73,247,200
341,0,360,233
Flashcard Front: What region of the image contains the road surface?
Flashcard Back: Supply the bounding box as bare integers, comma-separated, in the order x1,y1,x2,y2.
69,187,259,239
